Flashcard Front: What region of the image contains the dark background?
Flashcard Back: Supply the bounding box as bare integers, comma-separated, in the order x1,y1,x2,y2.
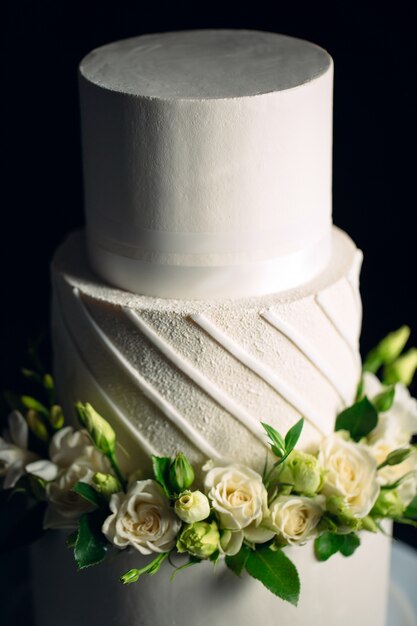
1,3,416,616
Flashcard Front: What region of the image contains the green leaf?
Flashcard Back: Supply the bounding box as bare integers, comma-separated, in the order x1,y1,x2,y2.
66,530,79,549
338,533,361,557
21,395,49,418
314,532,360,561
284,418,304,455
225,544,251,577
151,455,172,497
261,423,286,458
404,495,417,520
72,482,106,508
245,547,300,606
74,511,109,569
335,397,378,442
372,386,395,413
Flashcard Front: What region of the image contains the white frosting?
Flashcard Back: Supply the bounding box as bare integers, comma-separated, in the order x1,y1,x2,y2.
31,527,391,626
51,229,362,474
79,30,333,298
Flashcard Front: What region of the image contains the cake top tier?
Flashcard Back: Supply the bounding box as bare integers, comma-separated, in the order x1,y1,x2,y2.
79,30,334,299
80,30,330,99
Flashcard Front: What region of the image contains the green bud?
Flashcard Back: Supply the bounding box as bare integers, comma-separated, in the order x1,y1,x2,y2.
169,453,195,492
49,405,65,430
176,521,220,559
277,450,323,496
75,402,116,456
361,516,379,533
326,495,361,529
379,447,411,470
43,374,55,391
383,348,417,386
372,490,405,518
174,490,210,523
93,472,121,497
363,326,410,373
26,409,49,442
120,569,140,584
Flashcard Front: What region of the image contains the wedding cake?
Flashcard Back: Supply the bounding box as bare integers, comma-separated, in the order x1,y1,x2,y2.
31,30,391,626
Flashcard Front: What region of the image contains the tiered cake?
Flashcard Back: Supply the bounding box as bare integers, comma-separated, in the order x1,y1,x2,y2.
31,30,391,626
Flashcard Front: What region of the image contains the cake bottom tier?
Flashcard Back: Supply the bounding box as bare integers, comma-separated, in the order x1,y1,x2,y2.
31,529,390,626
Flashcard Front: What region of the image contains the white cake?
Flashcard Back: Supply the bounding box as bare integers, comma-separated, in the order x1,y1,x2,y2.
31,30,390,626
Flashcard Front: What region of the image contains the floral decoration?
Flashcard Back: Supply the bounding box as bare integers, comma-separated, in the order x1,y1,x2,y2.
1,326,416,606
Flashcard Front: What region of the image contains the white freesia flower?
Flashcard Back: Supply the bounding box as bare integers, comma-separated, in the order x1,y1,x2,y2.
269,495,325,545
363,372,417,447
102,479,181,555
0,411,38,488
43,445,111,529
204,463,274,543
318,433,380,518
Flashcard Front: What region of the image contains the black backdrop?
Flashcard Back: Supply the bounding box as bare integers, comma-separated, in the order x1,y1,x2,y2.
2,0,417,557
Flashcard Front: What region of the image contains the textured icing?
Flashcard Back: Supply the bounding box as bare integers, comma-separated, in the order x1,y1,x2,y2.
52,229,362,474
79,30,333,297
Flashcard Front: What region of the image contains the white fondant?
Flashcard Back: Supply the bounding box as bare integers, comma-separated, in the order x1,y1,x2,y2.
79,30,333,297
31,528,391,626
72,288,221,461
261,309,352,404
51,229,361,472
192,312,329,433
124,308,267,443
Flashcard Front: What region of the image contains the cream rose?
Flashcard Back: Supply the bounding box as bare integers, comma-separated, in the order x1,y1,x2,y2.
0,411,38,488
269,495,325,545
318,433,380,518
204,463,273,543
102,479,181,555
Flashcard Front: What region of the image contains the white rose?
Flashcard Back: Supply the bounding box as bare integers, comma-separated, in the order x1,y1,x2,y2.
102,479,181,555
0,411,38,488
43,446,111,529
204,463,274,543
49,427,95,466
364,372,417,447
174,490,210,523
269,495,325,545
318,433,380,518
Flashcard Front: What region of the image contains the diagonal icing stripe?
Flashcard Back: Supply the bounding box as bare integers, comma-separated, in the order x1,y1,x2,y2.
72,289,221,460
192,312,329,434
315,293,361,367
55,287,158,458
261,309,351,405
124,307,267,446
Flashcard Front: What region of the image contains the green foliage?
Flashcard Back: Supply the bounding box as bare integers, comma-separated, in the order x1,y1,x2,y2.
120,552,169,584
335,397,378,441
363,326,410,374
74,511,109,569
245,546,300,606
262,418,304,463
372,386,395,413
404,495,417,520
314,532,360,561
225,544,251,576
152,456,172,497
72,481,106,508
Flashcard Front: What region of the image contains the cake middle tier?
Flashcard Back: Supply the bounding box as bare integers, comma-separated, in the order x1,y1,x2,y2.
52,228,362,473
